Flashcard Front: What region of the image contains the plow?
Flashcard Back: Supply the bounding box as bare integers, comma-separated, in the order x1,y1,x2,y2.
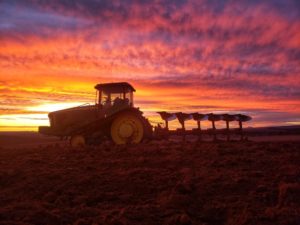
39,82,252,147
155,111,251,141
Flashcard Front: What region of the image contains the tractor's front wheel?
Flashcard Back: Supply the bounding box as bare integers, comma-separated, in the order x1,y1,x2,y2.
70,135,85,147
110,113,144,144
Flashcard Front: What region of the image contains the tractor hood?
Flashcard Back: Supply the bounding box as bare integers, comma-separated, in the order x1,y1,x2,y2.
48,104,99,132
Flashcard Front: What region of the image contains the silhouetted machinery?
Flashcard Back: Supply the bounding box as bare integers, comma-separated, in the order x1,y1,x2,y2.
39,82,152,146
39,82,252,146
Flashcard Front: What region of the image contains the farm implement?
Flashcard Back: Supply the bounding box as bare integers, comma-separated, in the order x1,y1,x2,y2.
155,111,251,141
39,82,252,146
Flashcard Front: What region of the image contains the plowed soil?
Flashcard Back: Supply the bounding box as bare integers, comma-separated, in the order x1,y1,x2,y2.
0,141,299,225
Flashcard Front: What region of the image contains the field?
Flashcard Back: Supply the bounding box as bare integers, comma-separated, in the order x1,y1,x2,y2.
0,132,300,225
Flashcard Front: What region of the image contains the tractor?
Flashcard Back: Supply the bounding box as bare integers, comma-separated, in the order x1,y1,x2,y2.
39,82,252,146
39,82,152,146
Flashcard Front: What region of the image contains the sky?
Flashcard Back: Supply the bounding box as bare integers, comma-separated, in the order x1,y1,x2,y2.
0,0,300,131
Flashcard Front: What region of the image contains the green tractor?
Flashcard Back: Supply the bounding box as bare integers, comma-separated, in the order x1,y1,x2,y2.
39,82,152,146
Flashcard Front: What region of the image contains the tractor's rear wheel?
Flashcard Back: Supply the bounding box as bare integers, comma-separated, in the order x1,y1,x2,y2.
70,135,85,147
110,113,144,144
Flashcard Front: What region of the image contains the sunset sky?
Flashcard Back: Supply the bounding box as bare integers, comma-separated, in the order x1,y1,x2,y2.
0,0,300,131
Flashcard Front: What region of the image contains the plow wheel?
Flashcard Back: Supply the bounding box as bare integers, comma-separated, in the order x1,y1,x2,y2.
70,135,85,147
111,113,144,144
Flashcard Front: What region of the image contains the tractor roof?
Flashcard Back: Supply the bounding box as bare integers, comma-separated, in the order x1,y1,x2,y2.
95,82,136,93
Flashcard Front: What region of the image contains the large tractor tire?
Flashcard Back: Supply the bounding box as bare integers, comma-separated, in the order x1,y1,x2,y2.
110,112,146,144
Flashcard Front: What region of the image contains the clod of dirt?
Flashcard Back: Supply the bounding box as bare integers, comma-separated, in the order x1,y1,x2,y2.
24,209,60,225
164,212,192,225
43,192,57,203
277,182,300,208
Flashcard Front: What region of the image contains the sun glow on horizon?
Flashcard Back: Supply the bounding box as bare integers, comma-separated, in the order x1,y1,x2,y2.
0,114,49,131
0,102,94,131
26,102,92,113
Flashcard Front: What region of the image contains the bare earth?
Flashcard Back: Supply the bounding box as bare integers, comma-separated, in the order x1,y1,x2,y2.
0,133,300,225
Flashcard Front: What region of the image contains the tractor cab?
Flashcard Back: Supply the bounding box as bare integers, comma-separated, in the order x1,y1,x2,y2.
95,82,135,113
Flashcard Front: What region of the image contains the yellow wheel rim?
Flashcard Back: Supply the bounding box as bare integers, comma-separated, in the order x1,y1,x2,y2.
70,135,85,147
111,113,144,144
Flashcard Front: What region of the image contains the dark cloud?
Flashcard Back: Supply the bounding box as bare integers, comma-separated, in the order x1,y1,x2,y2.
1,0,298,39
0,1,90,42
202,76,300,100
